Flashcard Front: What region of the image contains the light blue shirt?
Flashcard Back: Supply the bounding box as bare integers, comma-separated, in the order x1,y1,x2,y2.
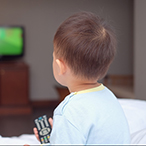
50,84,130,144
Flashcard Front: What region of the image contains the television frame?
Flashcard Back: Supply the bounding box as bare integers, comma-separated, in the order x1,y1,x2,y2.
0,26,25,61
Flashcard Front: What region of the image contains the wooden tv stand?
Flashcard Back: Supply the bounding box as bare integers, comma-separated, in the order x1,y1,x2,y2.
0,61,32,115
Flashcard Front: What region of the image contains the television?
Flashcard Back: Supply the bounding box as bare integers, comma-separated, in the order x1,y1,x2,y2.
0,26,24,61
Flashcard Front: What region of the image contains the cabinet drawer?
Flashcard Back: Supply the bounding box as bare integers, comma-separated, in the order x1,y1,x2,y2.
0,62,29,106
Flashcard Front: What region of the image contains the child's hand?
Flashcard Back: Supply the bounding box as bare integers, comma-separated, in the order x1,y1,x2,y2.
48,117,53,128
33,127,40,141
33,117,53,142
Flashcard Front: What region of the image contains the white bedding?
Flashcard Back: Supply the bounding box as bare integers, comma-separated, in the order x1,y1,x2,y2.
118,99,146,144
0,134,39,145
0,98,146,144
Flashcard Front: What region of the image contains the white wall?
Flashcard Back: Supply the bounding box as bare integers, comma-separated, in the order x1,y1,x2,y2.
0,0,133,101
134,0,146,100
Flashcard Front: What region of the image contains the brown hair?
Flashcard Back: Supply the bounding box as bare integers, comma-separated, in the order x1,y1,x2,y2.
53,11,116,80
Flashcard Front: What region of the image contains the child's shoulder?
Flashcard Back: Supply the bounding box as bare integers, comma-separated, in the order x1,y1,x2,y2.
54,85,119,117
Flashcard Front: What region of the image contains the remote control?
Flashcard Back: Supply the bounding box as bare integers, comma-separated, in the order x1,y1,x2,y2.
34,115,52,144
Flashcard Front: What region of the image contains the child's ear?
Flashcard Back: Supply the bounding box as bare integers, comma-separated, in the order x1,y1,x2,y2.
56,59,66,75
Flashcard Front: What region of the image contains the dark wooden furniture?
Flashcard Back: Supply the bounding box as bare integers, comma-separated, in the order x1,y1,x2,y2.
103,74,134,99
55,86,70,102
0,61,32,115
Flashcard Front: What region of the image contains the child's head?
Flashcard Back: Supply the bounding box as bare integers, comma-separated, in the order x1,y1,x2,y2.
53,11,116,82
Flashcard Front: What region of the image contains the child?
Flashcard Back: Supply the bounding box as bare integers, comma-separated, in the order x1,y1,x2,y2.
34,11,130,144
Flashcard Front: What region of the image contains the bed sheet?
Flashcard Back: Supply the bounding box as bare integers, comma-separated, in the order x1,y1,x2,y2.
0,134,39,145
118,98,146,134
131,128,146,144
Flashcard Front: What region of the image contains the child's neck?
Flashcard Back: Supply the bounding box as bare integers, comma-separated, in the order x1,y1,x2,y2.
67,79,101,93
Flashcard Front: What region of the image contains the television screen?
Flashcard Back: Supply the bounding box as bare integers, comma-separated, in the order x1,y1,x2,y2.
0,26,24,60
